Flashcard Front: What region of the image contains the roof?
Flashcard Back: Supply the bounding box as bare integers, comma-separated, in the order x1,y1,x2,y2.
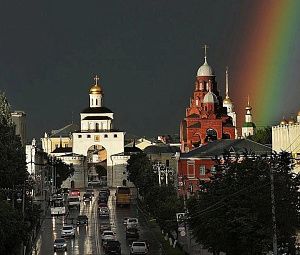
83,116,112,120
144,144,181,154
50,123,79,137
81,107,113,114
181,139,272,159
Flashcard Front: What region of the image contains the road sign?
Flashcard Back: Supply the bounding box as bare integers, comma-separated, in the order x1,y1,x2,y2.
176,213,186,223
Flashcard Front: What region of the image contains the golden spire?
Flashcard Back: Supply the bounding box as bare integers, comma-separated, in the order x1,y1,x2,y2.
89,74,103,94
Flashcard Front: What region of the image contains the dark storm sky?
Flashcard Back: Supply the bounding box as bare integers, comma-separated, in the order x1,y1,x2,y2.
0,1,257,141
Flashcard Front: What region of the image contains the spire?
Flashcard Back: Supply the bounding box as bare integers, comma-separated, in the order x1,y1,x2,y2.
203,44,209,63
225,67,229,98
94,75,100,86
247,95,250,106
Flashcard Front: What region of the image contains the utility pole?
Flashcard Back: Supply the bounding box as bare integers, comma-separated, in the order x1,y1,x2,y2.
270,164,278,255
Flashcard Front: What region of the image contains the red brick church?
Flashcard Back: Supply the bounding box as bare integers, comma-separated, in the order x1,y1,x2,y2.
180,48,236,152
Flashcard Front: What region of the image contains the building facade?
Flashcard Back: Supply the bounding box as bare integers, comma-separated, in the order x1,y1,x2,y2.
11,110,26,147
272,113,300,172
241,97,256,138
180,49,236,152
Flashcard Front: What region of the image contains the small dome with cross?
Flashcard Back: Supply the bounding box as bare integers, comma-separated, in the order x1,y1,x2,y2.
89,75,103,94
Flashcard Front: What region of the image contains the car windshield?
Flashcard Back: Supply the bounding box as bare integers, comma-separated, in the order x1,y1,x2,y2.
104,231,113,235
128,219,137,222
63,226,73,230
86,189,93,193
55,239,65,243
133,242,146,246
69,197,79,202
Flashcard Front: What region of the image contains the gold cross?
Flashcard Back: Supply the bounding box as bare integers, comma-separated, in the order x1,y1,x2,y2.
94,75,100,85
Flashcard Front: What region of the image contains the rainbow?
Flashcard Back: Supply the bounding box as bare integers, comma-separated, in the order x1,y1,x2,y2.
234,1,300,128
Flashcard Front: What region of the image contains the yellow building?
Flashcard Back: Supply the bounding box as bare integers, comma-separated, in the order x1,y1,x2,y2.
41,123,79,155
272,112,300,172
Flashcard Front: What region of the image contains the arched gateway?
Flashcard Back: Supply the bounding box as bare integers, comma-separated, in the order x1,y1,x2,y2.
72,76,125,187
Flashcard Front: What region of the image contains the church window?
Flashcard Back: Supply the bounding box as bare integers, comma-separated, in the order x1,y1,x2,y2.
95,123,99,131
104,134,108,138
92,99,93,105
87,135,91,138
78,135,82,138
96,99,98,105
199,166,206,175
196,99,198,106
114,134,118,138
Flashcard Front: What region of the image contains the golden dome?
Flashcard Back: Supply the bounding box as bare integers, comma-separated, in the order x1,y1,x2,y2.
89,75,103,94
280,118,287,125
298,111,300,116
223,97,232,104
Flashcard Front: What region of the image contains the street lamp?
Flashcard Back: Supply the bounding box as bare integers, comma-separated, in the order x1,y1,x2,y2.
152,162,174,186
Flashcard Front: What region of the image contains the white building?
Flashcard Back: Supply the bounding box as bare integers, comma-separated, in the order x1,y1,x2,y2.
72,76,128,187
272,113,300,172
222,67,237,138
242,96,256,138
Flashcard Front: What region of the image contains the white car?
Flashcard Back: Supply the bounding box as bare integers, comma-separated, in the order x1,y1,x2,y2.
130,241,149,255
101,230,116,244
126,218,139,228
61,225,75,238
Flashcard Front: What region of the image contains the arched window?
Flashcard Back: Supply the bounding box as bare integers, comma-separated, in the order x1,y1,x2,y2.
96,99,98,105
205,128,217,142
91,99,93,105
95,123,99,131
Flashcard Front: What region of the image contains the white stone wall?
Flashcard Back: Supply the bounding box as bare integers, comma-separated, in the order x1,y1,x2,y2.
272,123,300,172
72,131,125,166
108,155,134,188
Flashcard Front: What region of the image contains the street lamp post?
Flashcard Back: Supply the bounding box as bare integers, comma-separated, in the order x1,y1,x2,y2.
152,162,174,186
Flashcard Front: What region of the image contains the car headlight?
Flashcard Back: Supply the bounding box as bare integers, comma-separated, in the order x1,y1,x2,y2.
54,244,57,247
63,243,67,247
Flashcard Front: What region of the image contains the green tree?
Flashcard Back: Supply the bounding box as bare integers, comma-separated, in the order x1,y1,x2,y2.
50,158,74,188
0,199,25,255
0,92,28,188
248,127,272,145
187,152,299,255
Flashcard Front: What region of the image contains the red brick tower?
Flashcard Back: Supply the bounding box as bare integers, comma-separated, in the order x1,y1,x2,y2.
180,47,235,152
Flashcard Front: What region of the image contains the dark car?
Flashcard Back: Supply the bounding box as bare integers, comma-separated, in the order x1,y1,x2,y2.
126,227,139,239
104,240,121,255
83,193,92,202
99,188,110,196
98,195,108,205
53,238,67,252
76,215,88,226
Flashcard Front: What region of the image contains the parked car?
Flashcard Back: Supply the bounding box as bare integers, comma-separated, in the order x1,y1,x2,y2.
130,241,149,255
104,240,121,255
76,215,88,226
101,230,116,245
126,227,139,239
125,218,139,229
83,193,92,202
69,189,80,197
53,238,67,252
99,207,110,218
61,225,75,238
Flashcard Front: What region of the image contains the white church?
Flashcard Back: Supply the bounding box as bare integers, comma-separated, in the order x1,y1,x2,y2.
41,76,135,188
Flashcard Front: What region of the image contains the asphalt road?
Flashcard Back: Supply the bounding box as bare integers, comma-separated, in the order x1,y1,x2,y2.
32,188,161,255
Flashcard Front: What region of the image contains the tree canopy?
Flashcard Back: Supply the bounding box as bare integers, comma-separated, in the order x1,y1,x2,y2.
248,126,272,145
187,152,300,255
0,92,27,188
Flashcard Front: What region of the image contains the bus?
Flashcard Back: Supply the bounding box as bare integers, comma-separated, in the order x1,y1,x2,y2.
115,186,131,207
50,196,67,216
